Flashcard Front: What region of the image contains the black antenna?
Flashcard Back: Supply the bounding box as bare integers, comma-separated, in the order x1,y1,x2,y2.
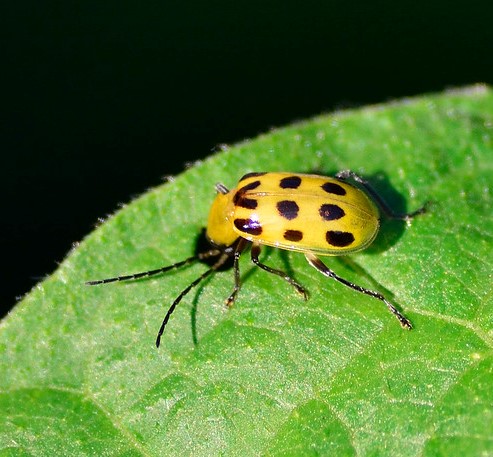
85,255,201,285
155,253,230,347
86,248,230,347
85,247,225,286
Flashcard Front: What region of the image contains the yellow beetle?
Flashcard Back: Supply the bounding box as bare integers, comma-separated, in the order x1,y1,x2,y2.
87,171,427,347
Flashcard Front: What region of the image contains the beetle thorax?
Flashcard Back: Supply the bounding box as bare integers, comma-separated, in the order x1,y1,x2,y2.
206,191,238,247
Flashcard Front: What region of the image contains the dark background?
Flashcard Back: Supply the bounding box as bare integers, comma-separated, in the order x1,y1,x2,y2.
2,1,492,317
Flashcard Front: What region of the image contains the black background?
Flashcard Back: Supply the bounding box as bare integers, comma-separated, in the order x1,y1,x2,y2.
2,1,492,317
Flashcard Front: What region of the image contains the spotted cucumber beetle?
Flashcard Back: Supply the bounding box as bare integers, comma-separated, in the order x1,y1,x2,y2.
87,171,427,347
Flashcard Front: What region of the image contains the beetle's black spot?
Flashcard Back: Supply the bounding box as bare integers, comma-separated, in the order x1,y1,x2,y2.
233,180,262,206
241,180,262,192
321,182,346,195
235,197,258,209
326,230,355,247
239,172,267,181
234,218,263,236
277,200,300,220
319,203,345,221
280,176,302,189
284,229,303,242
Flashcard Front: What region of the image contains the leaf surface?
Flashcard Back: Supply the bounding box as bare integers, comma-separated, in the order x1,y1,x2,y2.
1,85,492,456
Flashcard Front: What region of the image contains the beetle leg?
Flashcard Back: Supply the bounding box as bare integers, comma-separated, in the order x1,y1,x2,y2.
225,238,248,307
335,170,428,221
304,252,412,329
251,243,307,299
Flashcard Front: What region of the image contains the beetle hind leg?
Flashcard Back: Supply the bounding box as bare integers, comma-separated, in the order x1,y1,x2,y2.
335,170,428,221
304,252,412,329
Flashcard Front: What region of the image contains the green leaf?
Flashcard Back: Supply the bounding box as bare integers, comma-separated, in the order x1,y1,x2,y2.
1,85,492,456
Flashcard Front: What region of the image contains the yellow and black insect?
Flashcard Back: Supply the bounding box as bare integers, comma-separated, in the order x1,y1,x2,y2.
87,171,426,347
